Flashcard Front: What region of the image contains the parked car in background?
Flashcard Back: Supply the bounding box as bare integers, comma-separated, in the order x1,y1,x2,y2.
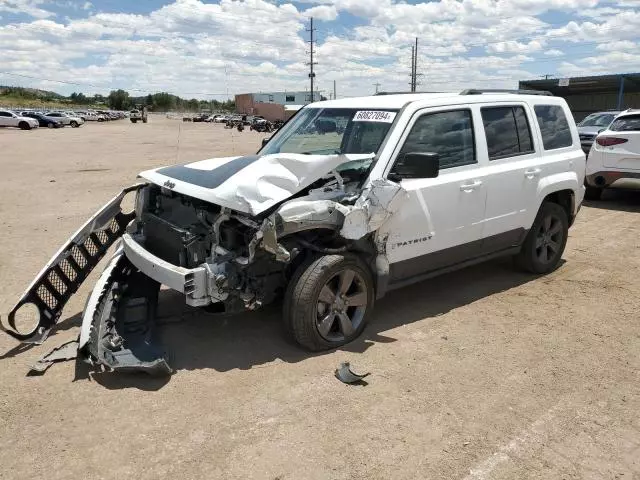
0,109,39,130
585,109,640,199
206,114,222,122
213,115,230,123
44,111,84,128
577,111,620,153
192,113,210,123
76,111,107,122
20,112,64,128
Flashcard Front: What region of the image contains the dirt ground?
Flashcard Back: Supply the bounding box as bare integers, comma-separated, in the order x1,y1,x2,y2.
1,116,639,480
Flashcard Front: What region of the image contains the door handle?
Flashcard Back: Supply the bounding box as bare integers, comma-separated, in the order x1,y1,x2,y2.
460,180,483,191
524,168,541,178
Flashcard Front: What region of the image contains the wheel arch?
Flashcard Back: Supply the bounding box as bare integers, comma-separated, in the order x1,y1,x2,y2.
533,172,580,227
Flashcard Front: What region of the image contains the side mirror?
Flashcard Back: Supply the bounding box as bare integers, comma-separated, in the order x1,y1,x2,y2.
390,152,440,180
261,137,271,148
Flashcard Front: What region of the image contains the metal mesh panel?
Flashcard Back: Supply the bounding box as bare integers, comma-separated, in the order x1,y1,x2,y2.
71,246,88,268
85,237,99,256
48,270,67,295
36,285,57,309
59,259,77,281
95,231,109,245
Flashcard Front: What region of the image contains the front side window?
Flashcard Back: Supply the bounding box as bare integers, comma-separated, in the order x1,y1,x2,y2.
397,109,476,171
534,105,573,150
260,108,397,173
610,114,640,132
482,106,535,160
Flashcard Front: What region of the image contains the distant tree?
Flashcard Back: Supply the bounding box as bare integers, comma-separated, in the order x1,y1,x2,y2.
107,89,131,110
145,94,153,107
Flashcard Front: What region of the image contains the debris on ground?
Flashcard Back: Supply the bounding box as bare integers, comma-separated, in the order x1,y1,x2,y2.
29,339,79,374
334,361,370,384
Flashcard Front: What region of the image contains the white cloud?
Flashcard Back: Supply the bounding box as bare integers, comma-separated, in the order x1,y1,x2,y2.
0,0,637,99
0,0,52,19
302,5,338,21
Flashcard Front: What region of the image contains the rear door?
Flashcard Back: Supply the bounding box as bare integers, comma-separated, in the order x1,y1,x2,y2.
602,114,640,170
379,106,488,283
478,104,540,253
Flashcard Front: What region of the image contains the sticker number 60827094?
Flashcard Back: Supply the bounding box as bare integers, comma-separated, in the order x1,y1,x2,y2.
353,111,397,123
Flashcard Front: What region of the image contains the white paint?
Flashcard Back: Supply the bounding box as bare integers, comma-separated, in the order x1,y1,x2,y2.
463,402,563,480
139,153,374,216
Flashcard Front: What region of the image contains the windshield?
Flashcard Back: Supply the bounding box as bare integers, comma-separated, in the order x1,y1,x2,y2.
578,113,616,127
262,107,397,161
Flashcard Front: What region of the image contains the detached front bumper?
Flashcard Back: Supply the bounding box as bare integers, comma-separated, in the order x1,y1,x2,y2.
121,233,210,306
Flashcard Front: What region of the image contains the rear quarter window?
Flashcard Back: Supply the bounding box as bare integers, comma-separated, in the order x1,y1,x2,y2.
610,115,640,132
534,105,573,150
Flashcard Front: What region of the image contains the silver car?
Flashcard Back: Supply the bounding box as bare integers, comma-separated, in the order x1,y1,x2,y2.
43,111,85,128
577,111,620,153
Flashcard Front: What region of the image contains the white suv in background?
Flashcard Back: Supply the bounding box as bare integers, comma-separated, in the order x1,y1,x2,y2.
0,109,39,130
43,111,85,128
4,90,586,374
585,109,640,200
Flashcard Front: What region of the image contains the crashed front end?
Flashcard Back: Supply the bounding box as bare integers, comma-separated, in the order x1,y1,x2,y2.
2,154,406,376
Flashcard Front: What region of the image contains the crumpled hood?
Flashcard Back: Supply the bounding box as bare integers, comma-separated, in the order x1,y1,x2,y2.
139,152,374,216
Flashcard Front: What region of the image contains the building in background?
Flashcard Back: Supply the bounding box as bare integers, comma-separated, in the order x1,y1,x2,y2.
235,91,322,121
519,73,640,121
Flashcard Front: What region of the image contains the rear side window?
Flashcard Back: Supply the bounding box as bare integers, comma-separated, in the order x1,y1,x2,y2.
481,106,534,160
610,115,640,132
534,105,573,150
398,109,476,170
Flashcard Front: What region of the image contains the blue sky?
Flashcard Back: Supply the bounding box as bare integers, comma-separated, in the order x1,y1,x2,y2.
0,0,639,98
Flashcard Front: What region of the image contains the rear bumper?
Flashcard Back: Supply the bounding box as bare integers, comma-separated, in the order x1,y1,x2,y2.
586,170,640,187
121,233,210,306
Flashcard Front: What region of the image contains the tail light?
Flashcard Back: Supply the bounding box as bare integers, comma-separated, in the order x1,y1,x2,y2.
596,136,628,147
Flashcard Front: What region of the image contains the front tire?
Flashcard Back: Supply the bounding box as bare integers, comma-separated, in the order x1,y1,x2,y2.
18,121,31,130
284,254,374,351
70,120,78,128
47,122,54,128
585,186,603,201
516,202,568,274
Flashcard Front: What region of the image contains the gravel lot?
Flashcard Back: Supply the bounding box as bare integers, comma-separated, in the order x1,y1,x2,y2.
1,116,639,480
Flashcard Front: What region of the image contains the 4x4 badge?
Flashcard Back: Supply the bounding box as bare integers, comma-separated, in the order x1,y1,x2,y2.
163,180,176,189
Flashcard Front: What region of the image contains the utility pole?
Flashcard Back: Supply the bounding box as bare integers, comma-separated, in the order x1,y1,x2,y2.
409,45,415,92
542,74,552,79
306,17,317,103
333,79,336,100
414,37,419,91
373,82,381,94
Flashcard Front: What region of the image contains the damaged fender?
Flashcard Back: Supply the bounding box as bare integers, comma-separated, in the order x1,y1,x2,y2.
256,178,408,262
1,185,143,343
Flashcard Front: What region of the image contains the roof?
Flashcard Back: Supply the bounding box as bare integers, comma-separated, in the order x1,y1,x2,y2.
519,73,640,95
308,91,564,110
616,108,640,117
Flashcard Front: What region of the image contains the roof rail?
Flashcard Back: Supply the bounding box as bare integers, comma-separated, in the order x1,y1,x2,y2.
460,89,553,96
375,91,442,96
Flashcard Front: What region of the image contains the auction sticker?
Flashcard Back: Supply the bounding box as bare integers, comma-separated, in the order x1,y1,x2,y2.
353,111,397,123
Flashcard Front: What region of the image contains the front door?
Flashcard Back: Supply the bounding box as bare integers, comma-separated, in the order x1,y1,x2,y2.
378,107,488,283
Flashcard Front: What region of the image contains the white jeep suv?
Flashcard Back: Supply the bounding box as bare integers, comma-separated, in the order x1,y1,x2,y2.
3,90,586,375
585,109,640,200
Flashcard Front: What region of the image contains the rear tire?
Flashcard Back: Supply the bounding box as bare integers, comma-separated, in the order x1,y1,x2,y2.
585,186,603,201
47,122,54,129
516,202,568,274
284,254,374,351
131,119,137,124
18,121,30,130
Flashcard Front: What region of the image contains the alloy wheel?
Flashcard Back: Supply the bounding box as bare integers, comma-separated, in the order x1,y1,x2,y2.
535,213,563,264
315,268,368,342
